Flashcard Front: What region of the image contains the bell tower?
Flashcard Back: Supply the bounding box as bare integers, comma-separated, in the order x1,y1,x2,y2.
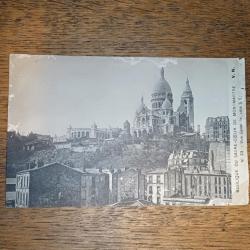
180,77,194,131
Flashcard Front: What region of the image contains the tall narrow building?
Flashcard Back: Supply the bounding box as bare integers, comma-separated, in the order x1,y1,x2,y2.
177,77,194,132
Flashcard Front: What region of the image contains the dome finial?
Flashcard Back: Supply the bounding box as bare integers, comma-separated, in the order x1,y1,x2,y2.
161,67,164,79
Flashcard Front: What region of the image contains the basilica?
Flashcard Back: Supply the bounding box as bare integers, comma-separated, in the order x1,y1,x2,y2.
132,67,194,137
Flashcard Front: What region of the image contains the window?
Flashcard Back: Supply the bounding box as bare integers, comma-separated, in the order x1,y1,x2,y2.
21,176,24,188
22,176,25,188
199,186,202,196
148,176,153,183
81,190,86,200
92,176,95,188
25,176,28,188
16,192,19,204
157,175,161,184
204,183,207,196
16,177,19,188
157,197,161,205
82,176,86,187
157,186,161,195
215,177,217,185
149,186,153,194
224,186,227,198
148,196,152,202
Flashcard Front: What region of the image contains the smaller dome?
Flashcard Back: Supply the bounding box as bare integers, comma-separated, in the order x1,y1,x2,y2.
136,96,147,113
162,98,172,110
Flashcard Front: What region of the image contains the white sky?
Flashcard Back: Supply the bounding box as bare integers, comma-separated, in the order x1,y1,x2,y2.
8,55,232,136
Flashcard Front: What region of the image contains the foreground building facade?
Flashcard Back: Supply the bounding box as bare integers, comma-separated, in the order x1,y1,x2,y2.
112,168,145,203
145,149,232,205
146,169,167,205
16,163,109,208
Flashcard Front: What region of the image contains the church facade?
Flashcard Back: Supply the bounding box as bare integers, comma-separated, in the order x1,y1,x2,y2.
132,67,194,138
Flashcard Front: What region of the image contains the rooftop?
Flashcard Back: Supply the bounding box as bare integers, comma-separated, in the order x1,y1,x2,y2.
17,163,107,176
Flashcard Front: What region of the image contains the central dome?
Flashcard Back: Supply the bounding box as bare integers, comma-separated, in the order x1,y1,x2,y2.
153,67,172,95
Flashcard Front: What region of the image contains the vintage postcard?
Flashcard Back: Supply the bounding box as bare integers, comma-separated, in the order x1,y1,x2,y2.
6,55,248,207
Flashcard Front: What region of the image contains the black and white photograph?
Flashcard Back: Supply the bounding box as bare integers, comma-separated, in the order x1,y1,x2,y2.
6,55,248,208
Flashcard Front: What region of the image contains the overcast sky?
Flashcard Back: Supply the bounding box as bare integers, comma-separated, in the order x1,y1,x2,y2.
8,55,233,136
